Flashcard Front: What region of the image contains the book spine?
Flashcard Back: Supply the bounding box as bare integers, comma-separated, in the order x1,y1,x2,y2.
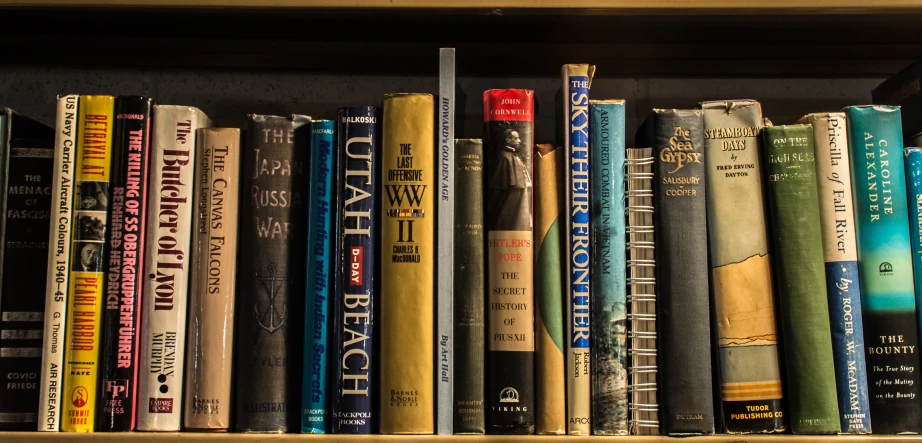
846,105,922,434
331,106,377,434
137,106,209,431
762,124,840,434
453,139,485,434
183,127,240,430
38,95,79,432
97,96,152,431
701,100,785,433
380,93,435,434
809,113,872,434
483,89,535,435
236,114,311,433
437,48,454,436
589,101,628,436
652,109,714,435
301,120,335,433
61,95,115,432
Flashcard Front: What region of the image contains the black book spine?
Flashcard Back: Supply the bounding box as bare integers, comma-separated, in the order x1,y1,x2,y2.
235,114,311,432
0,111,54,431
651,109,715,435
96,96,152,431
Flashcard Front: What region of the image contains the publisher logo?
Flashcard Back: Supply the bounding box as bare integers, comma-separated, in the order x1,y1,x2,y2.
350,246,364,285
149,398,173,414
499,387,519,403
71,386,88,408
104,379,129,399
880,262,894,275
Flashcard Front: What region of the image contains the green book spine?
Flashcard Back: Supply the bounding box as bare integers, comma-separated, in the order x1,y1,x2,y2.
762,124,840,434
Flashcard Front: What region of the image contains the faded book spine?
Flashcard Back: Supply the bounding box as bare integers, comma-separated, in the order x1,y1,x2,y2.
589,101,627,436
38,95,78,432
437,48,455,436
762,124,839,434
483,89,535,435
97,96,152,431
236,114,311,433
331,106,377,434
454,139,485,434
807,112,871,434
61,95,115,432
701,100,785,433
137,105,210,431
183,128,241,431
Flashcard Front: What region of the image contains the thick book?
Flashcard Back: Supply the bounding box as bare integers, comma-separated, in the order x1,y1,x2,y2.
137,105,210,431
700,100,785,434
38,95,79,432
846,105,922,434
0,109,54,431
483,89,535,435
302,120,335,434
61,95,115,432
380,93,435,435
804,112,872,434
762,124,840,434
650,109,714,435
454,139,485,434
589,100,628,436
331,106,377,434
183,127,241,431
236,114,311,433
437,48,455,436
872,61,922,144
97,96,153,432
534,143,565,435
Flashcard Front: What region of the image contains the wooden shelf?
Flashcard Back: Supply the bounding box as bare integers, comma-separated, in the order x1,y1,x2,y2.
1,434,922,442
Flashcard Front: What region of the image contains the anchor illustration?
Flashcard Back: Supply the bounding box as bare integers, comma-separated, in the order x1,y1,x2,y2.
253,263,288,333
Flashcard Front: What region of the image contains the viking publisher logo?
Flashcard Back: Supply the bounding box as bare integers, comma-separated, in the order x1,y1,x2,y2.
880,262,894,276
104,379,129,399
149,398,173,413
499,387,519,403
350,246,364,285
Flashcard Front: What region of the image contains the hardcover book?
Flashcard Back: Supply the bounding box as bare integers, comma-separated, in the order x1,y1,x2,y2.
39,95,79,432
236,114,311,433
97,96,153,432
534,143,565,435
380,93,435,434
589,100,628,436
0,109,54,431
61,95,115,432
437,48,455,435
331,106,378,434
184,127,241,431
846,105,922,434
483,89,535,435
454,139,485,434
762,124,840,434
804,112,872,434
700,100,785,434
137,105,211,432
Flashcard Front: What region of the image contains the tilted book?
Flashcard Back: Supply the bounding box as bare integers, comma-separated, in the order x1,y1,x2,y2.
39,95,79,432
380,93,435,434
0,109,54,431
437,48,455,435
762,124,840,434
846,105,922,434
804,112,872,434
534,143,565,435
872,61,922,146
701,100,785,433
61,95,115,432
236,114,311,433
184,128,241,431
483,89,535,435
97,96,153,431
454,139,485,434
331,106,378,434
589,100,628,436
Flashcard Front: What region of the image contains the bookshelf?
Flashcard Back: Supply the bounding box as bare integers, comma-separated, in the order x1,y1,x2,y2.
1,435,922,442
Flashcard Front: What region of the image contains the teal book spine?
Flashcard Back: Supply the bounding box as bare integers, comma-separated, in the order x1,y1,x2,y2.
907,147,922,338
846,105,922,434
302,120,336,433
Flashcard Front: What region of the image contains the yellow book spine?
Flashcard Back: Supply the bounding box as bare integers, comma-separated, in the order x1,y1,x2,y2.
380,93,435,434
61,95,115,432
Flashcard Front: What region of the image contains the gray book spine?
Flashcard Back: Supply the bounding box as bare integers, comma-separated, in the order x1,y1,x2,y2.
437,47,454,435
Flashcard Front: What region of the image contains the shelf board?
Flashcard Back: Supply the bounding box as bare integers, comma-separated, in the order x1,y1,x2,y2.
2,434,922,442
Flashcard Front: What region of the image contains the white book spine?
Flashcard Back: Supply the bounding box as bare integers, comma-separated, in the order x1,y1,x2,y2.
137,105,211,431
37,94,78,432
437,47,455,435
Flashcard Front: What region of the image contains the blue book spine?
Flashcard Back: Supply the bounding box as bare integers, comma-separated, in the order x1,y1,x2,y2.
331,106,378,434
907,147,922,334
846,105,922,434
588,101,628,435
302,120,336,433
